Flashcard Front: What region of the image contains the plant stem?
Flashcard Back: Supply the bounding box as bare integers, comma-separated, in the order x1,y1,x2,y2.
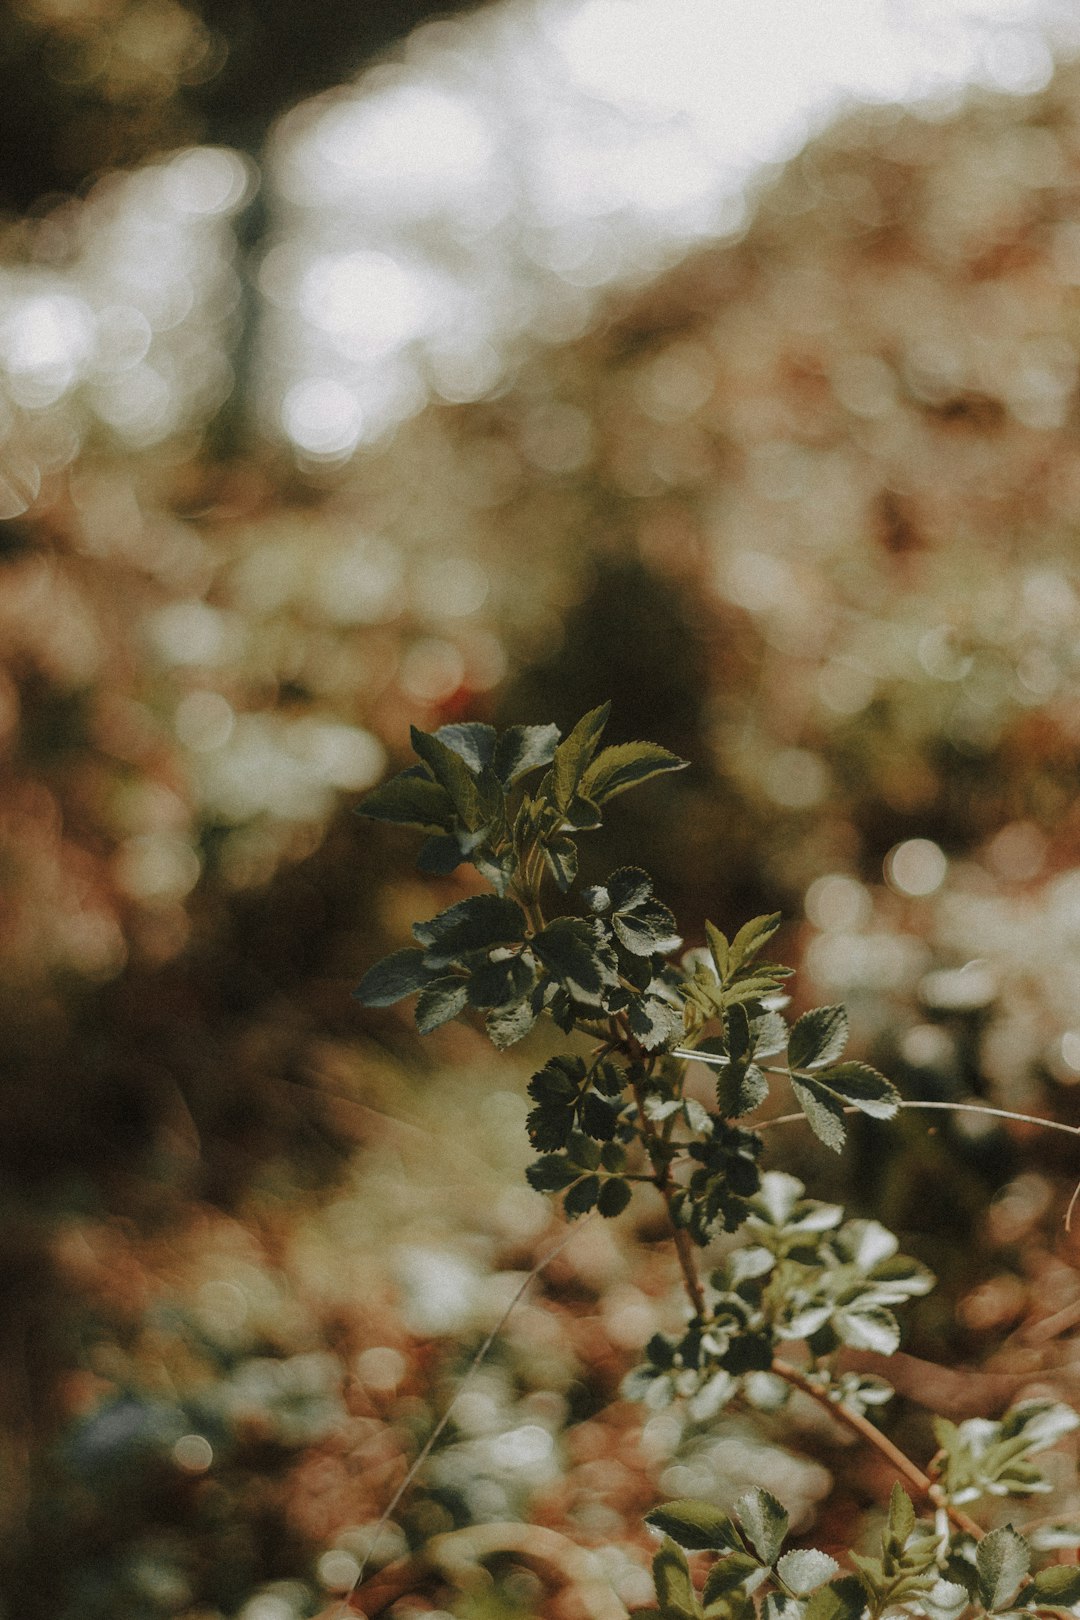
629,1070,706,1318
770,1360,984,1541
753,1091,1080,1146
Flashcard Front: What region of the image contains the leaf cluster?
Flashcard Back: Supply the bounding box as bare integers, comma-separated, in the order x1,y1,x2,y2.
645,1484,1080,1620
687,1000,899,1155
931,1403,1080,1506
354,706,688,1048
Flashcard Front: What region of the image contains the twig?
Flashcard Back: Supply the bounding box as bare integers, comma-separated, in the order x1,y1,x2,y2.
629,1071,706,1317
770,1359,984,1541
749,1097,1080,1231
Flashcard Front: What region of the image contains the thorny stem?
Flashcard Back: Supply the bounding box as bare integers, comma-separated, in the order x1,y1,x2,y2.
770,1360,984,1542
625,1045,708,1319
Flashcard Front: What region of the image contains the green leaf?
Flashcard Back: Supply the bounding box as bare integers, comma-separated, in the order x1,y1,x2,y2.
526,1154,580,1192
615,900,681,956
707,1592,755,1620
801,1577,866,1620
582,740,689,805
723,976,791,1008
763,1597,803,1620
527,1104,573,1151
594,1059,627,1097
600,1140,627,1172
814,1062,900,1120
532,917,618,1007
705,921,730,981
416,834,465,875
614,911,666,956
466,953,534,1010
410,726,482,826
653,1538,701,1620
683,1096,711,1133
413,895,527,966
566,1130,601,1169
977,1528,1030,1612
775,1301,833,1341
723,1246,775,1286
486,994,541,1048
790,1076,847,1153
552,703,611,811
597,1177,632,1217
493,723,561,786
354,948,435,1007
729,914,782,972
866,1253,936,1299
749,1009,789,1057
607,866,654,911
716,1063,769,1120
415,978,468,1033
646,1502,743,1553
528,1061,580,1105
433,721,497,772
788,1006,849,1071
735,1488,788,1567
751,1171,805,1226
999,1400,1080,1451
357,769,456,832
702,1556,762,1602
925,1580,969,1619
1032,1565,1080,1606
543,835,578,893
833,1304,900,1355
564,1174,601,1217
776,1552,840,1597
563,794,603,830
581,1091,620,1140
886,1484,916,1550
627,992,683,1050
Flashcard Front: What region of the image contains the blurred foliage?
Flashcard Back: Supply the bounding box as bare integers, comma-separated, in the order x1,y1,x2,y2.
1,14,1080,1620
0,0,488,212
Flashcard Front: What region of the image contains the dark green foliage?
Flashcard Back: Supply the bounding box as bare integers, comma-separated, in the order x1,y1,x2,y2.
354,707,1080,1620
353,947,434,1006
356,710,687,1043
412,895,526,965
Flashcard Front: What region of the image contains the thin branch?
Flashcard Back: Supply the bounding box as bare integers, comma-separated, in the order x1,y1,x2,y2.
751,1097,1080,1230
629,1071,706,1317
338,1217,593,1619
770,1359,984,1541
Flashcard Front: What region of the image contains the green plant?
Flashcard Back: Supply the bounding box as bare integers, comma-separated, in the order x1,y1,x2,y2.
355,706,1080,1620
